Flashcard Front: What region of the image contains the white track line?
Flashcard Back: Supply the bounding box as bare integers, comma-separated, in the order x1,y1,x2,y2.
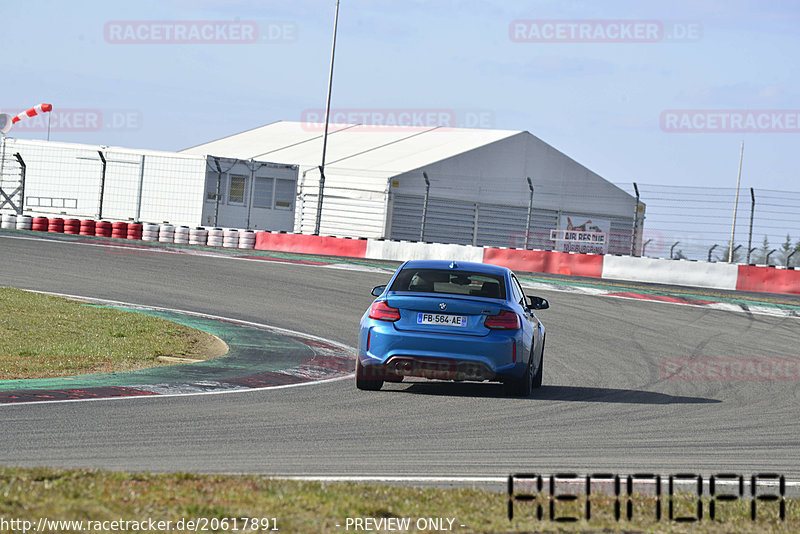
274,475,800,490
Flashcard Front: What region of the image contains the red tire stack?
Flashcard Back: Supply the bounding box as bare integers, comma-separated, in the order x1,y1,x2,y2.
63,219,81,234
47,218,65,233
127,222,143,240
95,221,112,237
111,221,128,239
79,219,96,236
32,217,49,232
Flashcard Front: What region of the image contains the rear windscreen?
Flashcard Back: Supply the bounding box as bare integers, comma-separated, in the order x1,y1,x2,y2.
389,269,506,299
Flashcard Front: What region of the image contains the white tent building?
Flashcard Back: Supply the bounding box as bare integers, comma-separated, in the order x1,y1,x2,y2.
184,121,643,253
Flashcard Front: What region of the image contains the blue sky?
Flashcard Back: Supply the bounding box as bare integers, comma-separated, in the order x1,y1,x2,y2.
3,0,798,194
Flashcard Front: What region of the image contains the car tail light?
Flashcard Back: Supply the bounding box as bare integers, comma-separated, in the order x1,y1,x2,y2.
484,310,520,330
369,301,401,322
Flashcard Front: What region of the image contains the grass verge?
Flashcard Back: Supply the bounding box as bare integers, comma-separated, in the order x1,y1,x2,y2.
0,468,797,533
0,288,227,379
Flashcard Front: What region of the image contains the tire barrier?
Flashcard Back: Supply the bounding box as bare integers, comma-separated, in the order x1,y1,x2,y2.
95,220,112,237
15,215,32,230
6,217,799,295
111,221,128,239
31,217,49,231
63,219,82,235
238,230,256,250
47,218,64,233
207,227,224,247
189,226,208,246
174,225,190,245
127,222,143,240
158,224,175,244
1,213,16,229
79,219,96,236
222,228,239,248
142,223,159,242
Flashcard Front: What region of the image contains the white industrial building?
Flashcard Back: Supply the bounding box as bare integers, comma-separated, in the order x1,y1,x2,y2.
184,121,643,253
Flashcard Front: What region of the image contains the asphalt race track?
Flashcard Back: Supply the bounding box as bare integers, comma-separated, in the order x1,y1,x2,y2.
2,232,800,479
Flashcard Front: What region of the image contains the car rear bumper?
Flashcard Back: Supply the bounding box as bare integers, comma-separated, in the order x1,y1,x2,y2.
359,323,525,381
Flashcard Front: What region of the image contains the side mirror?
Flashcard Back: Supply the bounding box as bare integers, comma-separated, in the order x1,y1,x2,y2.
371,285,386,297
528,296,549,310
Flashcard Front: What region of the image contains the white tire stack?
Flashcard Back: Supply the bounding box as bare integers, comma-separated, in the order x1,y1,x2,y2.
1,213,17,229
158,224,175,243
15,215,32,230
142,223,160,241
223,228,239,248
207,227,224,247
174,225,190,245
238,230,257,249
189,227,208,246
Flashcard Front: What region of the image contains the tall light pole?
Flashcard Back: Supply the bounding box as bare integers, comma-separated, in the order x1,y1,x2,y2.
314,0,340,236
728,141,744,263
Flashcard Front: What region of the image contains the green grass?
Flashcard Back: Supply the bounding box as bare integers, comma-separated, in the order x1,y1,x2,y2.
0,468,797,533
0,288,225,379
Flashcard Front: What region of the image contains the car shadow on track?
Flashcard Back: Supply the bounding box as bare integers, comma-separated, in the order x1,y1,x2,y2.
388,382,721,404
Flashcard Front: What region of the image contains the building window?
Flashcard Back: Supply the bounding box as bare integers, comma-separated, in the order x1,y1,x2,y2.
275,179,295,210
205,172,223,202
228,174,247,205
253,177,275,209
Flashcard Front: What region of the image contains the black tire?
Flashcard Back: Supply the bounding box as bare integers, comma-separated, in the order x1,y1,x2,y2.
505,355,533,397
532,336,545,388
356,358,383,391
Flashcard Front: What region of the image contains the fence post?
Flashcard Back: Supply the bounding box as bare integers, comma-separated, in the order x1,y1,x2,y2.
135,155,145,222
420,171,430,242
0,134,6,206
631,182,640,256
246,159,256,230
97,151,107,220
525,177,534,250
213,157,223,227
314,166,326,235
14,152,26,215
746,187,755,264
473,203,479,246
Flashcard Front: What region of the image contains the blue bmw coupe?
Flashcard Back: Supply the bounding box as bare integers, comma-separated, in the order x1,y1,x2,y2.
356,260,548,396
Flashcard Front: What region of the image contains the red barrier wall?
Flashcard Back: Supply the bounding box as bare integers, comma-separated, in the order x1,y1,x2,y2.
255,232,368,258
736,265,800,295
483,248,604,278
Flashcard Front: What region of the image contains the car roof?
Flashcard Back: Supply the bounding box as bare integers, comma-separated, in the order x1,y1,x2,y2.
399,260,511,276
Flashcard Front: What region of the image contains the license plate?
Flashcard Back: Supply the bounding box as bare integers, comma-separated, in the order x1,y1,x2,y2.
417,313,467,327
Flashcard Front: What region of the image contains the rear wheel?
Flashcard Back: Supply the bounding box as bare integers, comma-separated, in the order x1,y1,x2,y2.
532,337,545,388
505,355,533,397
356,358,384,391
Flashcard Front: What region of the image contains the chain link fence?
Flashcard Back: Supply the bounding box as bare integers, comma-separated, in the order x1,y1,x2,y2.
615,183,800,267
